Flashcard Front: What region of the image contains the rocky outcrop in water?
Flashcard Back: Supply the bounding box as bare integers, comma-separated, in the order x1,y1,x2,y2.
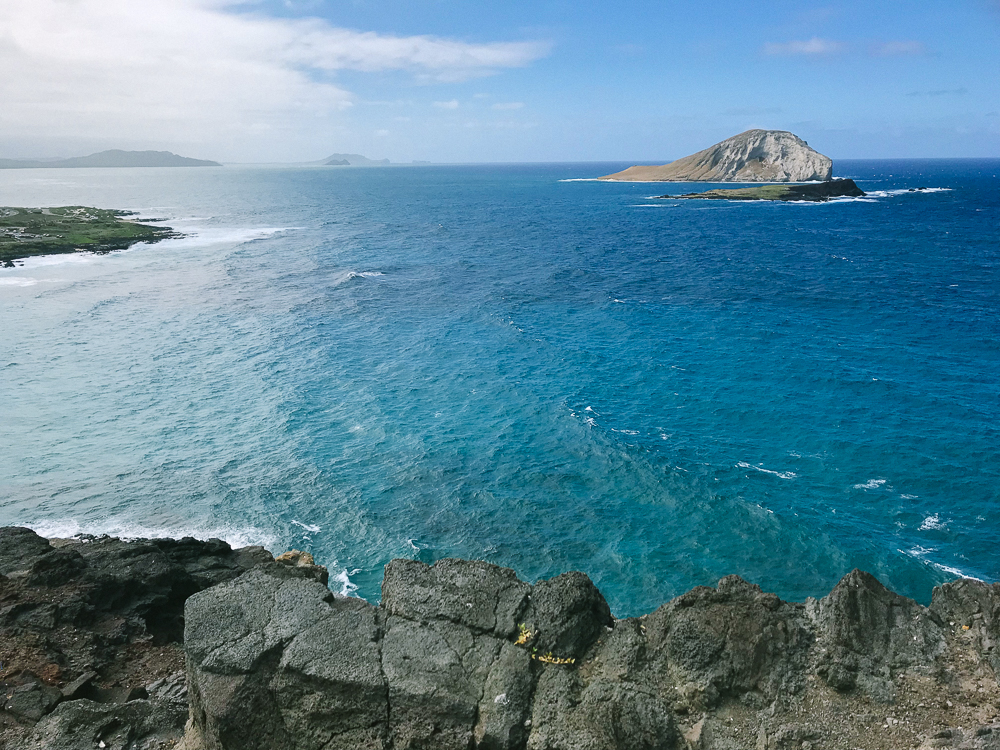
660,178,865,202
600,130,833,182
2,527,999,750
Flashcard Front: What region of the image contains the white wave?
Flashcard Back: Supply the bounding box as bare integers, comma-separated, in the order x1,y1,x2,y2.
854,479,887,490
900,546,983,581
612,428,639,435
932,562,983,580
24,518,279,552
557,178,606,182
331,568,360,597
736,461,797,480
0,277,60,286
291,520,322,533
919,514,946,531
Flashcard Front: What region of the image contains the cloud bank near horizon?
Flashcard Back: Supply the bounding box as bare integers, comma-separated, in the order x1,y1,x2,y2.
0,0,549,161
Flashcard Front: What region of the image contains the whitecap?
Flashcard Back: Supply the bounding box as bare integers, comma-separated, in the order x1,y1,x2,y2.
736,461,797,480
918,514,946,531
853,479,887,490
291,520,322,533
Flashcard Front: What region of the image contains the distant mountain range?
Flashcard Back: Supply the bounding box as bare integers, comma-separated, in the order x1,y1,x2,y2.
0,150,221,169
322,153,391,166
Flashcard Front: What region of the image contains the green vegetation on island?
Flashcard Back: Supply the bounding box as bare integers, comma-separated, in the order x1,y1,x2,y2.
0,206,178,266
657,178,866,202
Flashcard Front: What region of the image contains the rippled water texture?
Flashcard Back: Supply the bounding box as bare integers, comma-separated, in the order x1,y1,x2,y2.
1,160,997,614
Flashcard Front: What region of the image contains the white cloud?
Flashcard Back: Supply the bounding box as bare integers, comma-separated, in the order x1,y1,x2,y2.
434,100,460,109
763,37,844,56
492,102,525,111
0,0,549,160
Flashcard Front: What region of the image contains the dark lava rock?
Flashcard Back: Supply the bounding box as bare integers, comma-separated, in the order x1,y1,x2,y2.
185,564,386,750
521,571,613,661
22,698,186,750
931,577,1000,677
382,557,531,638
810,569,944,701
0,525,272,741
640,575,812,709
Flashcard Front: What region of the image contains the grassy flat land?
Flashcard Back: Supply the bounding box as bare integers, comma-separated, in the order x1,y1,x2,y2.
0,206,178,266
658,178,865,202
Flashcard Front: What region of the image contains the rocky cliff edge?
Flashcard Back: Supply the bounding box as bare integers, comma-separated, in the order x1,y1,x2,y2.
1,527,999,750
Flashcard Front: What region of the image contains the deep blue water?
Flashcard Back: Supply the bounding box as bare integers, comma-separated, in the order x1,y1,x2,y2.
1,159,997,615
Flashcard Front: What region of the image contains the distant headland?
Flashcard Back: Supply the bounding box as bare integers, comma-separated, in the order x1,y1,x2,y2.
0,207,177,266
0,150,221,169
600,129,833,183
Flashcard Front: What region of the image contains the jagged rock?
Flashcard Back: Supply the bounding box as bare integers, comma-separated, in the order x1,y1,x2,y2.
810,569,945,701
599,130,833,182
526,667,677,750
274,549,329,585
0,527,56,576
473,642,535,750
381,558,531,638
22,698,186,750
931,578,1000,677
2,674,62,723
0,525,273,746
520,571,613,660
185,564,386,750
145,672,187,705
640,575,811,708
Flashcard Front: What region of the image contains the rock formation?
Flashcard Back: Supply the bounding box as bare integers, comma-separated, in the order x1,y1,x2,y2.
660,178,865,202
600,130,833,182
2,527,999,750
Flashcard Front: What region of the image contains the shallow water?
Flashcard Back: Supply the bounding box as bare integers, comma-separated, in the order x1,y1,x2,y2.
1,159,997,614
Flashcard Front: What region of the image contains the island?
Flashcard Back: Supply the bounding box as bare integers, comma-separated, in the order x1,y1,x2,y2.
659,178,866,202
0,206,178,266
322,152,391,166
600,129,833,182
0,150,221,169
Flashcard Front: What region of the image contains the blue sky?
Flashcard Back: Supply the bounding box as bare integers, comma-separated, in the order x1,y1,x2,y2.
1,0,997,161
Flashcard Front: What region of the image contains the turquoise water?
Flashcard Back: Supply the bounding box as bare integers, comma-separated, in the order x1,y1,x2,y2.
1,160,997,615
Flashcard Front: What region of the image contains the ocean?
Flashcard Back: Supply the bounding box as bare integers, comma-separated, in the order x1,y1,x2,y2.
0,159,997,616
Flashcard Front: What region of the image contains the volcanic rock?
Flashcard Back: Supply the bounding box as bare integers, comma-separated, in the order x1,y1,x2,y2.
600,129,833,182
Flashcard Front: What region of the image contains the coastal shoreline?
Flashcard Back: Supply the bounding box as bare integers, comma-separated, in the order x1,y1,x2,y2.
0,206,178,267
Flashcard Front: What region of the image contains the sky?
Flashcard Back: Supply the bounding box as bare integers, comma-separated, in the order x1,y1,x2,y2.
0,0,998,163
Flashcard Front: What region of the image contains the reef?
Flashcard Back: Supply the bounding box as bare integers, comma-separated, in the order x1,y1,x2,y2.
1,526,998,750
0,206,178,266
660,179,866,202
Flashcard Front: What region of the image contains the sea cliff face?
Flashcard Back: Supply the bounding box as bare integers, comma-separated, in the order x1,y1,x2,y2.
1,527,999,750
600,130,834,182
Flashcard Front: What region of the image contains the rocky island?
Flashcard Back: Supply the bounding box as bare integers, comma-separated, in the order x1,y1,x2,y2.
0,206,178,266
2,526,999,750
600,130,833,183
660,179,866,203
